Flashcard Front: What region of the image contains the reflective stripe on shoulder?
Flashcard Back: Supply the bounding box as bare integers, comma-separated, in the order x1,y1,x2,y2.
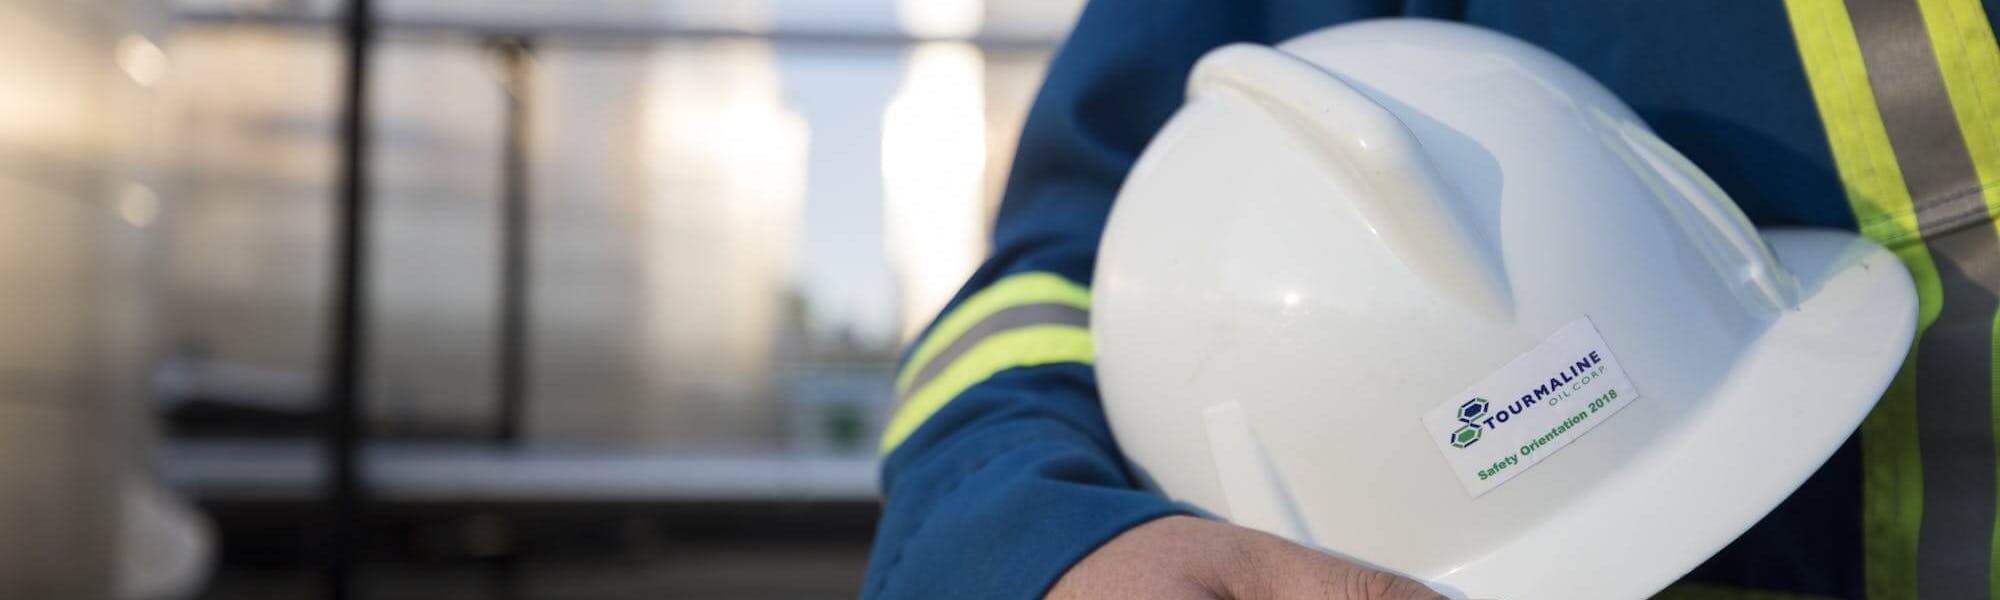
1916,0,2000,231
880,272,1094,455
1789,0,2000,598
1911,2,2000,597
1786,2,1939,599
1911,4,2000,598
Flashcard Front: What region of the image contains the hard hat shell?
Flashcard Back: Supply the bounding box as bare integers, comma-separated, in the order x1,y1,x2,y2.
1093,19,1917,600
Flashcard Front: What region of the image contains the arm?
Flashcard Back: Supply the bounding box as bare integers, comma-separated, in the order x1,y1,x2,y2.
863,1,1438,599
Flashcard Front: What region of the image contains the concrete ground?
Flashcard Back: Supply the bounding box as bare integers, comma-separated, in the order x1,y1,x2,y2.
193,499,878,600
202,542,870,600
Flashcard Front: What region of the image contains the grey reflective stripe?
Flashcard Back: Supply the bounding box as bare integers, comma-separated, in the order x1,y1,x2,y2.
1849,0,1992,237
896,302,1089,403
1846,0,1999,597
1912,227,2000,600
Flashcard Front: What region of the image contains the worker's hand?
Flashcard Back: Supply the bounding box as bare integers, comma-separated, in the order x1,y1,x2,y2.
1045,515,1448,600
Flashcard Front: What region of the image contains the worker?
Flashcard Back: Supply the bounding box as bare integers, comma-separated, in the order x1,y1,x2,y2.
863,1,2000,599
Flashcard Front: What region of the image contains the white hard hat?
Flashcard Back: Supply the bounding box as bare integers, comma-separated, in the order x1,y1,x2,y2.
1094,19,1918,600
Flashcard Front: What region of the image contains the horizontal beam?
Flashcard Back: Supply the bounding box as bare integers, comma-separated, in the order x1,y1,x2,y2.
171,4,1065,51
163,440,880,503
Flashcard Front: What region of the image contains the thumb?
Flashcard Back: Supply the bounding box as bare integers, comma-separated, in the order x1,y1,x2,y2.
1233,538,1448,600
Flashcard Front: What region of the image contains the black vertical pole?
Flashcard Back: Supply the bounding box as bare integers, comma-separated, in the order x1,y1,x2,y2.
494,39,532,444
487,42,533,600
327,0,373,597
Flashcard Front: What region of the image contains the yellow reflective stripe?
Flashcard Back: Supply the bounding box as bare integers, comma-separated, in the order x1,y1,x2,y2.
1911,1,2000,596
1915,0,2000,211
1993,307,2000,599
895,272,1091,396
1653,583,1843,600
879,324,1093,454
1784,2,1946,600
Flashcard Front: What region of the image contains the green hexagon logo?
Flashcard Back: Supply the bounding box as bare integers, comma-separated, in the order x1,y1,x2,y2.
1450,424,1482,448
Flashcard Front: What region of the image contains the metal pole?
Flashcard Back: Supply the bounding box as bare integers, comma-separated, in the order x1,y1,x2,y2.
327,0,373,596
494,39,533,444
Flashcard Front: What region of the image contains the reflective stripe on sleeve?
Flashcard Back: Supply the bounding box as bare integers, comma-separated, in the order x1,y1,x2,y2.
880,272,1095,454
894,272,1091,396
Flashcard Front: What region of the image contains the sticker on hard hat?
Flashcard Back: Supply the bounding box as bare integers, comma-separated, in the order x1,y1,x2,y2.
1421,317,1638,497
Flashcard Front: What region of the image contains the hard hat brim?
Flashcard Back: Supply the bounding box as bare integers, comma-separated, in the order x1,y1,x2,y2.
1424,227,1916,599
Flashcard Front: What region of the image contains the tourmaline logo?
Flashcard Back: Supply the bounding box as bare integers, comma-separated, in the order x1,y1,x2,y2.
1450,397,1489,448
1423,318,1635,496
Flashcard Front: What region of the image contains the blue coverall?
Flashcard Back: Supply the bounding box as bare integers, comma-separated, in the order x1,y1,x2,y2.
865,2,2000,598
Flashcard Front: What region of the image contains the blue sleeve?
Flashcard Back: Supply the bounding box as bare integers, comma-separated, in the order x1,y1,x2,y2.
860,2,1413,599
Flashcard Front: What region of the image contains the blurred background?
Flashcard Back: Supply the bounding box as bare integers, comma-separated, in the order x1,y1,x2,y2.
3,0,1083,597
